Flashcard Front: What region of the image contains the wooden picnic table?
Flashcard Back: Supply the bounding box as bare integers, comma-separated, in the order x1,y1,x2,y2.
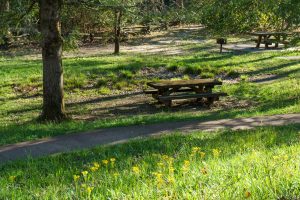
248,32,289,48
145,79,227,107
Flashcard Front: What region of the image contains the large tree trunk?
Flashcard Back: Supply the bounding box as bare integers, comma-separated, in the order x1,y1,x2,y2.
39,0,66,121
114,10,122,54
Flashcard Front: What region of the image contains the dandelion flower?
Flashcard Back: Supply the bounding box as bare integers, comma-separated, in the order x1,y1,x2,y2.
132,166,140,174
81,171,88,177
9,176,16,183
90,166,99,172
73,175,80,182
110,158,116,162
86,186,94,196
212,149,221,157
93,162,100,168
200,152,206,158
102,160,109,165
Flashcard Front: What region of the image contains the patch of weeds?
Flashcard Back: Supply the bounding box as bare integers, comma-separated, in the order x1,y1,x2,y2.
166,65,178,72
65,73,86,89
223,81,259,100
201,72,215,78
107,72,118,81
227,69,240,78
28,76,41,83
202,65,217,74
95,77,107,88
115,81,128,90
182,75,190,80
119,70,134,79
183,65,202,74
166,61,185,72
240,75,249,82
98,87,111,95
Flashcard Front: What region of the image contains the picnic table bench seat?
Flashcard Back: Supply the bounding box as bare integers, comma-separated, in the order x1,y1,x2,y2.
158,92,227,101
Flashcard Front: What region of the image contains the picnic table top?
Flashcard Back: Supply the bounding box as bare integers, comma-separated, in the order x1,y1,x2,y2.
248,31,288,36
147,79,222,89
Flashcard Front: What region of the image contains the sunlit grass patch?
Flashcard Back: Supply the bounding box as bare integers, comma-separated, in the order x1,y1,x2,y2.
0,125,300,199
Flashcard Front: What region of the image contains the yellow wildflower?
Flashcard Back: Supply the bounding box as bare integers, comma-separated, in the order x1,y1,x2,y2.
192,147,200,153
162,155,169,160
169,167,175,173
93,162,100,168
132,166,140,174
110,158,116,162
212,149,221,157
200,152,206,158
73,175,80,182
182,160,190,172
102,160,109,165
86,186,94,196
184,160,190,166
153,172,164,186
90,166,98,172
167,176,175,184
81,171,88,177
113,172,119,177
9,176,16,183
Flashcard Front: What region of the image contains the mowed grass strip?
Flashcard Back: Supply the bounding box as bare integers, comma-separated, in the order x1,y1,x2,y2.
0,125,300,199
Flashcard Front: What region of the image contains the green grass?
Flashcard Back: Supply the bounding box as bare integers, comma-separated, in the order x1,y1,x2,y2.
1,125,300,199
0,38,300,146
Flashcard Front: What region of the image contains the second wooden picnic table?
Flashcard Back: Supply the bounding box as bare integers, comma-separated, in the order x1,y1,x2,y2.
249,32,288,49
145,79,227,106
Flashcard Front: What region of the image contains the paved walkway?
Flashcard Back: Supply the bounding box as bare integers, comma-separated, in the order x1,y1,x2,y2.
1,114,300,164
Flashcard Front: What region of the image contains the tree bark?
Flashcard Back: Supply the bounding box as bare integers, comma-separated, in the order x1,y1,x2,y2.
114,10,122,54
39,0,66,121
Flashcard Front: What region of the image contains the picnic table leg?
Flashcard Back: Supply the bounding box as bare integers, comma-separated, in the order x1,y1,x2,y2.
256,36,262,48
157,88,172,107
264,36,269,49
192,86,204,103
204,86,215,107
275,35,280,48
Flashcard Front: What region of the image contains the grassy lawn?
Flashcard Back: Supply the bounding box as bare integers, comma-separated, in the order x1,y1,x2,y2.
1,125,300,199
0,41,300,146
